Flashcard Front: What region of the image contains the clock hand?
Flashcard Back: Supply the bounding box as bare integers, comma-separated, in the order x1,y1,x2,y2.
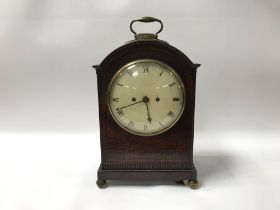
116,100,143,110
142,96,152,123
145,103,152,123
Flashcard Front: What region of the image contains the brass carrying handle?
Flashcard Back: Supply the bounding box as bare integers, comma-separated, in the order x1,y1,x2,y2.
130,17,163,38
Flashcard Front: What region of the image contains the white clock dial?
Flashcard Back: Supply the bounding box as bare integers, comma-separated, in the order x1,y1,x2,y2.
107,59,185,136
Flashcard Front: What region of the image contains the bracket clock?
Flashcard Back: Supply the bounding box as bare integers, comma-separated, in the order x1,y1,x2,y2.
93,17,201,189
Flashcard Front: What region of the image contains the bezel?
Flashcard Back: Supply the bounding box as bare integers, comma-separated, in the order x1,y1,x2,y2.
107,59,186,136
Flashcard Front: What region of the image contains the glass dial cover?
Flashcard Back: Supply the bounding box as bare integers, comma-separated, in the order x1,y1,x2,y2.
108,59,185,136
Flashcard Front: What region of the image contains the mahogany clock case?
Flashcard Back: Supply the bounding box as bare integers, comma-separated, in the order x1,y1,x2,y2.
93,39,200,185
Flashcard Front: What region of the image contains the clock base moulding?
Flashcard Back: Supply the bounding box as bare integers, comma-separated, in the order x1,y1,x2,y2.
96,162,198,189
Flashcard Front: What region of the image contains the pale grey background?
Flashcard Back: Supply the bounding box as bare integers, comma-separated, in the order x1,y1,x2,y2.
1,0,279,133
0,1,280,210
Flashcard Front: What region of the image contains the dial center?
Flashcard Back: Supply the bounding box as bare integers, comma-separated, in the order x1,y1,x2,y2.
142,96,150,103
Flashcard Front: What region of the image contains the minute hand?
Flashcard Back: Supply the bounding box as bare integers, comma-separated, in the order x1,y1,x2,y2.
117,100,143,110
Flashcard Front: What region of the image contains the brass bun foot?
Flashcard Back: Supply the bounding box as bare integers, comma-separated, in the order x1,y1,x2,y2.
96,179,107,189
187,180,199,189
176,180,199,189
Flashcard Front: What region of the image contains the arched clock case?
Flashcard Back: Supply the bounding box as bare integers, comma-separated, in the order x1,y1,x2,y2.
93,17,201,189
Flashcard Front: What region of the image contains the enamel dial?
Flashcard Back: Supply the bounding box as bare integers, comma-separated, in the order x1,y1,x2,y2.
108,59,185,136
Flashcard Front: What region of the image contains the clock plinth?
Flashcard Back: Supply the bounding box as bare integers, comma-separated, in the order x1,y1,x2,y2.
97,163,197,188
93,17,200,188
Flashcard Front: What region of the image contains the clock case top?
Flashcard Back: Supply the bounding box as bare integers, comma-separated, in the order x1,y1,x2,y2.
93,19,200,181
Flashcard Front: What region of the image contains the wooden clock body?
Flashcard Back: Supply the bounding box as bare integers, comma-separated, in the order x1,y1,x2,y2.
93,38,200,188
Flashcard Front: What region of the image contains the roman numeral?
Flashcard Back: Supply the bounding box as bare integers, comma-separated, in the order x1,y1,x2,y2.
143,65,149,73
167,111,175,118
113,97,120,102
115,83,124,86
159,122,164,127
128,121,134,128
173,97,179,102
127,70,133,77
159,71,163,77
169,82,176,87
144,125,148,131
117,109,124,116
